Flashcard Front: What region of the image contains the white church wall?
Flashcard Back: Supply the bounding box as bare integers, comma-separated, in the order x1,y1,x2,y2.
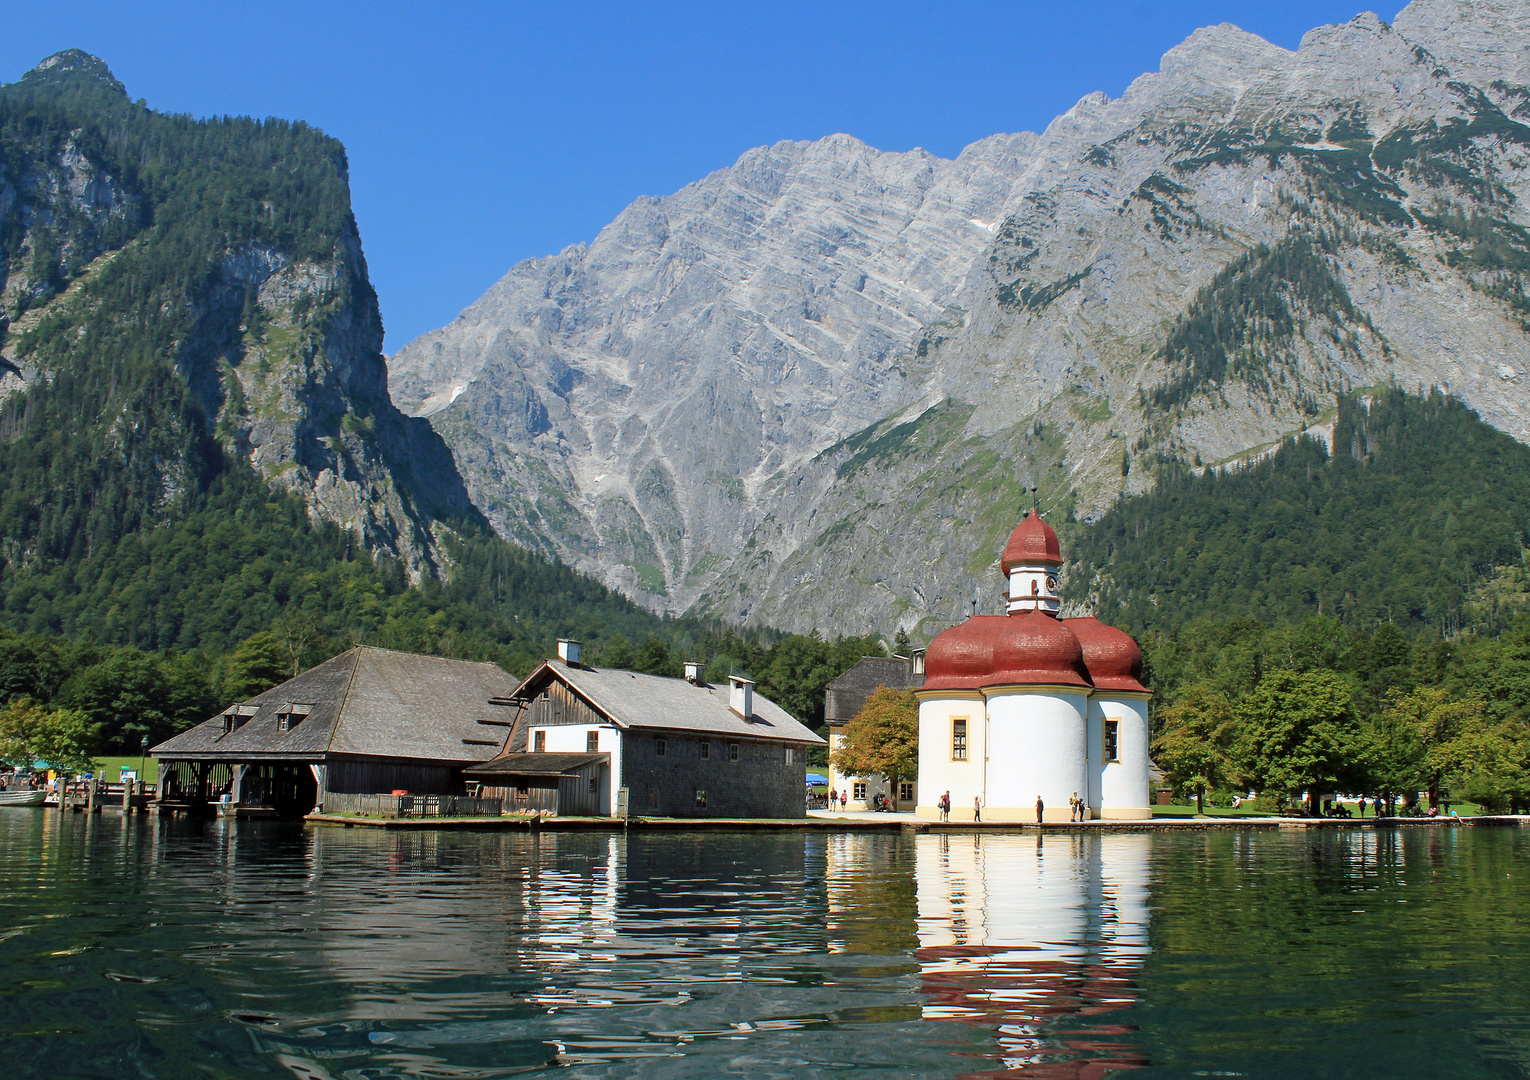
915,694,986,820
1096,695,1151,819
1085,703,1104,814
984,688,1088,821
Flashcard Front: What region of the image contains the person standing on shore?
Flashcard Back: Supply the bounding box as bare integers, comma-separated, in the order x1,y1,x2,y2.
973,795,982,823
1036,795,1044,823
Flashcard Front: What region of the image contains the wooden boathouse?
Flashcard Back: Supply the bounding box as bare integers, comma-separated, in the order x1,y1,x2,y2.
466,640,824,818
150,646,519,817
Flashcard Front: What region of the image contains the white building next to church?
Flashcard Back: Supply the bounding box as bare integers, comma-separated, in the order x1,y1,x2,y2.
916,507,1153,821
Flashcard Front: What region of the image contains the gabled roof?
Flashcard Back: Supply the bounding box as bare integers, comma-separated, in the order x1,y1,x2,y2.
824,655,924,723
508,659,825,745
151,647,520,763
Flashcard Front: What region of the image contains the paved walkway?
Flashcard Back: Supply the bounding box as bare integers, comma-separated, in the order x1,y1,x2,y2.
808,809,918,822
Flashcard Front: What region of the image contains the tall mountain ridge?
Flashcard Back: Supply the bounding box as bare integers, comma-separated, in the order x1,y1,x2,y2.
0,50,681,667
389,0,1530,637
0,50,478,584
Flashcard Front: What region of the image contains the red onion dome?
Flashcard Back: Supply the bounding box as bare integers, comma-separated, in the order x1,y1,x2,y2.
1063,616,1150,694
988,609,1093,689
922,611,1094,692
921,616,1006,692
1001,507,1062,573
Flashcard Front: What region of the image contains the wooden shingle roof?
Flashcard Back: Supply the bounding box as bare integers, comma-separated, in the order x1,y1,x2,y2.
150,646,520,763
500,659,825,750
824,656,924,724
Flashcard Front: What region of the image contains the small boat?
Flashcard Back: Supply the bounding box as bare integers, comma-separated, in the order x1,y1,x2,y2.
0,790,47,807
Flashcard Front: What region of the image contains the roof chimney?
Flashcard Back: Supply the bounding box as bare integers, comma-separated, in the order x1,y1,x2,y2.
684,661,704,684
912,648,926,677
557,639,582,665
729,676,754,721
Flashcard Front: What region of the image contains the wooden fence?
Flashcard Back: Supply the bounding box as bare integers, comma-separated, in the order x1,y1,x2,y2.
322,792,505,818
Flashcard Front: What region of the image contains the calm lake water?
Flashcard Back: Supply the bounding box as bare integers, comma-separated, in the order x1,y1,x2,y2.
2,814,1528,1079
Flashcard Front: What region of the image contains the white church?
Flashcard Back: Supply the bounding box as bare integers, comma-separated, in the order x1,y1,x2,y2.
916,507,1152,821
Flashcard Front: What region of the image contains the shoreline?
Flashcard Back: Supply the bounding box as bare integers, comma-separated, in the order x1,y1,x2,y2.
302,812,1530,833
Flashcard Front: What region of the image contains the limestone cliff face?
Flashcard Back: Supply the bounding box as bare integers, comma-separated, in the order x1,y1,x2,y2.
180,231,482,578
391,0,1530,634
388,133,1038,601
0,51,480,580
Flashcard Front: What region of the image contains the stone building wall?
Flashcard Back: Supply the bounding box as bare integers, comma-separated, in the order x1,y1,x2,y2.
621,729,807,819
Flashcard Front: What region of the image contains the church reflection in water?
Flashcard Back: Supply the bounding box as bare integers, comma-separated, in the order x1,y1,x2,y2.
912,832,1151,1078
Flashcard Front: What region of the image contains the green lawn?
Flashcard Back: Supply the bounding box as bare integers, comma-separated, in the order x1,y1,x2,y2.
1151,804,1273,818
85,756,159,782
1153,800,1491,818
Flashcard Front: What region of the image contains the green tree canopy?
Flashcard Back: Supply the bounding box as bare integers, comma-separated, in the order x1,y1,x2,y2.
1152,682,1236,814
1234,669,1365,806
831,686,919,791
0,697,98,773
219,631,292,702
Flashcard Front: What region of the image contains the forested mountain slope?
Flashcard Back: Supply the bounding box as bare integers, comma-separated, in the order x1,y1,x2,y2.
1065,389,1530,637
0,52,679,667
392,0,1530,638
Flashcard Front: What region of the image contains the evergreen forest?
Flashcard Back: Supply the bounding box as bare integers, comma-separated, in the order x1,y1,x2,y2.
1083,390,1530,812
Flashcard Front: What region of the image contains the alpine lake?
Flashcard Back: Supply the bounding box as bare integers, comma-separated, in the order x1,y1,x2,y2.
3,812,1528,1079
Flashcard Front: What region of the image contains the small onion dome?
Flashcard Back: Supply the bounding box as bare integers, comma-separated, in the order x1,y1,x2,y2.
988,608,1093,689
1001,507,1062,573
1064,615,1150,694
921,615,1007,692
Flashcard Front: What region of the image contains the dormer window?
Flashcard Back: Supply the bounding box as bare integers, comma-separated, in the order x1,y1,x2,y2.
276,703,313,733
220,705,259,736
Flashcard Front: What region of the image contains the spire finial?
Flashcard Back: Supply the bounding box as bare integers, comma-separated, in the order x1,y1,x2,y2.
1029,485,1039,514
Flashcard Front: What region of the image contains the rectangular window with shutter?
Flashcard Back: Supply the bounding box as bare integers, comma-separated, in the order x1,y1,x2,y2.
586,730,599,752
700,741,710,759
1104,719,1120,762
656,738,666,756
534,730,546,753
952,718,968,761
729,743,739,762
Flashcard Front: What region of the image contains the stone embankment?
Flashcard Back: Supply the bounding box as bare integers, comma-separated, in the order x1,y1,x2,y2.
304,812,1529,833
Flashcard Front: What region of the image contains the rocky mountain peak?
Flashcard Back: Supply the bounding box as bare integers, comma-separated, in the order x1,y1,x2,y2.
390,0,1530,634
1393,0,1530,86
17,50,128,100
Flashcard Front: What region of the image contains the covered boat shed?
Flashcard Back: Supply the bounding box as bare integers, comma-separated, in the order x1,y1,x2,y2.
150,646,520,817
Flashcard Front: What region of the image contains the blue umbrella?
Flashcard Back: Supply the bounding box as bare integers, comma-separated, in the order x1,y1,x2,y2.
805,773,829,785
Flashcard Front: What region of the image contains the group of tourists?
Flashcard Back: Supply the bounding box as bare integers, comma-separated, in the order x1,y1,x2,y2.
1068,791,1089,822
935,791,983,821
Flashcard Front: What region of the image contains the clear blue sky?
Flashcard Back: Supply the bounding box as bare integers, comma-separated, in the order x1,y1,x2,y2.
4,1,1404,350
